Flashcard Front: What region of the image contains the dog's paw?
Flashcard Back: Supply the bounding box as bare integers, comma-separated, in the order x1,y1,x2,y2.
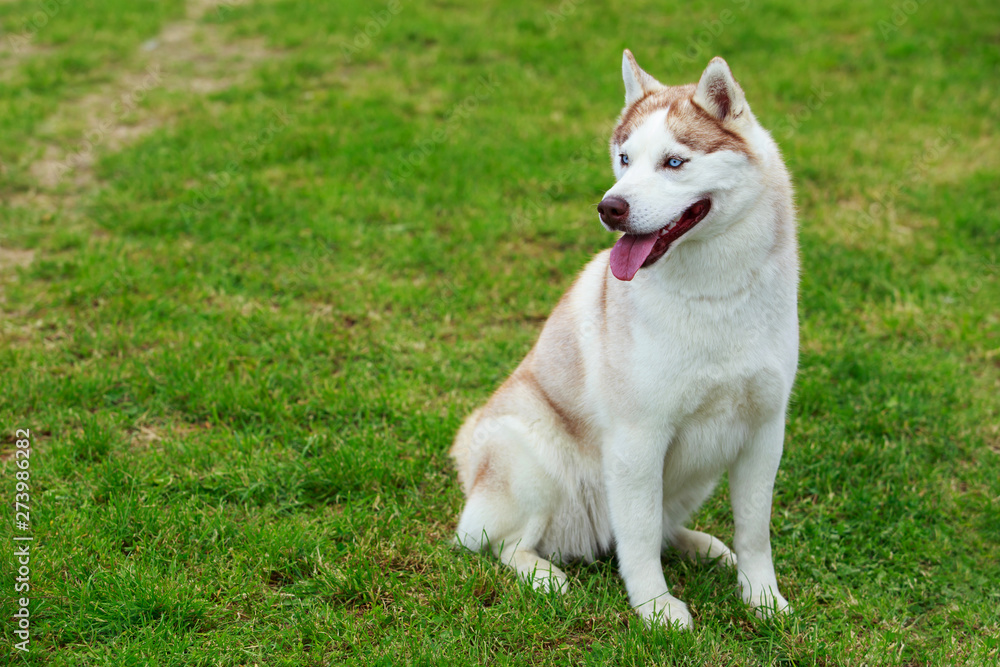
746,590,791,619
635,596,693,630
671,528,737,569
525,567,569,595
707,543,738,570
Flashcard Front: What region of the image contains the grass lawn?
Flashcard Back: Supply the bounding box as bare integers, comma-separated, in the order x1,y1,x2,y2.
1,0,999,664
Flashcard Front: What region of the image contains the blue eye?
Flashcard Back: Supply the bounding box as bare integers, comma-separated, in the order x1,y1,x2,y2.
619,153,629,167
665,157,684,168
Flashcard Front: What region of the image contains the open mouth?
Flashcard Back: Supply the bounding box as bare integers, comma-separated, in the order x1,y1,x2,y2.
609,198,711,281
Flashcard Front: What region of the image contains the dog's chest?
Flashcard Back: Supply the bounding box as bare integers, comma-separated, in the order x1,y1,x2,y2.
618,288,792,460
661,363,784,470
629,293,790,402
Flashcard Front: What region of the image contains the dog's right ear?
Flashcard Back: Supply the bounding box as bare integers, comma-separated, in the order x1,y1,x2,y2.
622,49,663,107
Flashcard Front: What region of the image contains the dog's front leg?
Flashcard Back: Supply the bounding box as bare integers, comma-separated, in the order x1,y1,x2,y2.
605,429,692,629
730,416,790,618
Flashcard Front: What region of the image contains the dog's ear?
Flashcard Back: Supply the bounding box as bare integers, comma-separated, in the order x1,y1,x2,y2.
693,57,747,123
622,49,663,106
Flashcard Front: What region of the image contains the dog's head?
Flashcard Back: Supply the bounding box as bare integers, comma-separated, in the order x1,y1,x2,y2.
600,51,770,281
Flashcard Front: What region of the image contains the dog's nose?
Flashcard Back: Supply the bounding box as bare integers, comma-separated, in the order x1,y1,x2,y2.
597,196,630,229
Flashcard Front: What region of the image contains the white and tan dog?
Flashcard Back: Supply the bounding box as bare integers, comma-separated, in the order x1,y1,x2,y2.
451,50,797,629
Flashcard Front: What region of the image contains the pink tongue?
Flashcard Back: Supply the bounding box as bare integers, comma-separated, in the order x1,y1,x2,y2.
610,233,657,281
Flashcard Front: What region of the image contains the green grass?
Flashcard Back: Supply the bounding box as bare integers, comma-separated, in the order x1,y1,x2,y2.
1,0,999,664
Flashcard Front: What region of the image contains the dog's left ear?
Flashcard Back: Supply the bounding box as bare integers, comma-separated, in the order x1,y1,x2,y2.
693,57,747,123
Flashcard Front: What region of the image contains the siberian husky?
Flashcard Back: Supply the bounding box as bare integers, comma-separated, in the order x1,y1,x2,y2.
451,51,798,629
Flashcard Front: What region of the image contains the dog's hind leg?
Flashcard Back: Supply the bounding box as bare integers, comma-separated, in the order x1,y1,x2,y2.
500,543,568,593
662,479,737,568
456,499,568,593
670,528,737,568
455,464,568,593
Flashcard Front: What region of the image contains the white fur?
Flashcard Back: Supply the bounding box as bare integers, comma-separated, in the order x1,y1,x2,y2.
451,53,798,630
